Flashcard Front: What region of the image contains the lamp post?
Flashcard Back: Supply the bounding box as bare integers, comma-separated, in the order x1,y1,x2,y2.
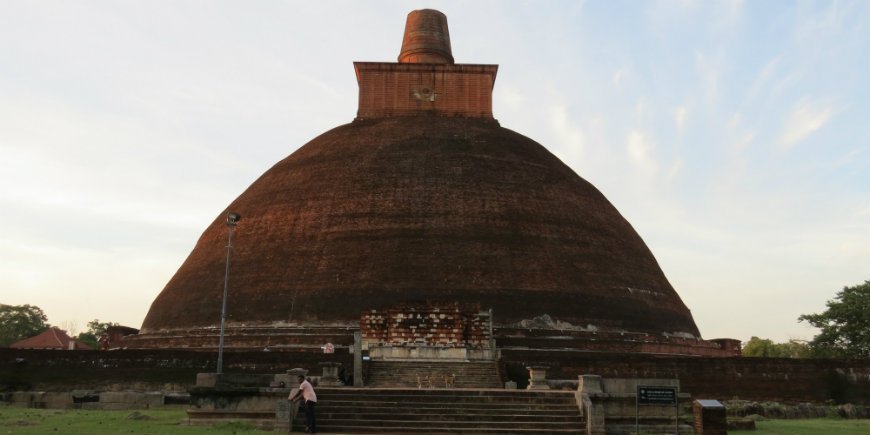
217,211,241,375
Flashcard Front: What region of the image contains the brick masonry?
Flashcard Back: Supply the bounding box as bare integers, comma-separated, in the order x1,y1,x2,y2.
3,348,870,404
502,349,870,404
354,62,497,119
361,301,491,349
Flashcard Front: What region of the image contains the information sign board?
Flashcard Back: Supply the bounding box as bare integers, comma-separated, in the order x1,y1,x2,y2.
638,386,678,405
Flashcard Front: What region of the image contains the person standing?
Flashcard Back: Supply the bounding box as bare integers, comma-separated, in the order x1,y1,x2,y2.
288,375,317,433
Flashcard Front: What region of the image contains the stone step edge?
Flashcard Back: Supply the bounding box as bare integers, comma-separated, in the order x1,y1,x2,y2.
303,418,582,425
308,429,583,435
308,424,585,434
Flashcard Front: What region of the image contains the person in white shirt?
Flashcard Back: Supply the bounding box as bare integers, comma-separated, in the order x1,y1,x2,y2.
288,375,317,433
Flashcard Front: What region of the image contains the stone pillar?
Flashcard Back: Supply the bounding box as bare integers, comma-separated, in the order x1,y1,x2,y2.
577,375,605,435
275,368,308,387
353,330,363,387
319,362,344,387
693,399,727,435
275,398,292,433
526,366,550,390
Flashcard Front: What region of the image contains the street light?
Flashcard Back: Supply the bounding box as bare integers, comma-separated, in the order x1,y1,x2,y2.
217,211,241,375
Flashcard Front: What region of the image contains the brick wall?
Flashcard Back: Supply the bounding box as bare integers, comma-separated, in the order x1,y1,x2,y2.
502,349,870,404
361,301,491,349
3,348,869,404
495,327,734,357
0,348,350,392
354,62,497,119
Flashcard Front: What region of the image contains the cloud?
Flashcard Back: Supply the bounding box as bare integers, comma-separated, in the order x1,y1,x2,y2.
695,51,724,104
674,106,687,132
626,130,658,178
778,98,834,149
666,159,683,182
612,68,629,88
731,132,756,150
727,112,741,130
712,0,744,32
549,105,585,158
497,85,527,111
747,57,780,100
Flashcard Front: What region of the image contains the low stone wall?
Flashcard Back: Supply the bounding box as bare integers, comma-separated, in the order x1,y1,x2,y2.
3,390,190,410
0,348,351,392
495,327,734,357
724,400,870,419
503,349,870,404
3,348,869,405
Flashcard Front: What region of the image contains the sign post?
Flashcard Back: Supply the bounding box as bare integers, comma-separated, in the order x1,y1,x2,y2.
636,386,679,435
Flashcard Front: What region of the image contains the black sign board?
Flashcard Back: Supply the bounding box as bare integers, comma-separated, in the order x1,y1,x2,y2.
637,386,678,405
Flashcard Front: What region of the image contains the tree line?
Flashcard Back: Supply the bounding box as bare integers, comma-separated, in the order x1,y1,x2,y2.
737,280,869,358
0,304,117,348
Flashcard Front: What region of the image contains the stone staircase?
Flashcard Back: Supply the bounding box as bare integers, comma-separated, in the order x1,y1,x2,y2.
293,387,584,434
365,360,503,389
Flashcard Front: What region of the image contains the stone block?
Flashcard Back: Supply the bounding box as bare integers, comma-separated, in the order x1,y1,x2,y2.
196,373,218,388
143,392,165,407
694,399,727,435
11,391,36,404
43,392,73,409
526,366,550,390
100,391,142,404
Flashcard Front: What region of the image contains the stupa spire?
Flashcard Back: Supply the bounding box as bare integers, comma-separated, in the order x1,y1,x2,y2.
398,9,454,64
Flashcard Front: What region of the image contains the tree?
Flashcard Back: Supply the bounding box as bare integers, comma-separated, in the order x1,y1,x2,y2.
742,336,778,357
799,280,870,358
742,336,811,358
0,304,49,346
77,319,119,348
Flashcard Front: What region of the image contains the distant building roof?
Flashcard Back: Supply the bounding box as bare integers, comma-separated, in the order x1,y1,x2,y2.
9,327,93,350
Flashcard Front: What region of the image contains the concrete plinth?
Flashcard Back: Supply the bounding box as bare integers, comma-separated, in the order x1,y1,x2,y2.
526,366,551,390
319,362,344,387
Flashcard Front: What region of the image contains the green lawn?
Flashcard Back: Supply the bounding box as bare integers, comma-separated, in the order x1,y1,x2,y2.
0,407,272,435
3,407,870,435
754,418,870,435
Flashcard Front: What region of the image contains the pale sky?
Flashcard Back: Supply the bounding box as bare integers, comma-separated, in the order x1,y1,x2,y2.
1,1,867,343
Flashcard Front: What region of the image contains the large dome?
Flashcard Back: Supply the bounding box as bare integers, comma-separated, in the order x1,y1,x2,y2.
130,9,716,354
140,116,699,337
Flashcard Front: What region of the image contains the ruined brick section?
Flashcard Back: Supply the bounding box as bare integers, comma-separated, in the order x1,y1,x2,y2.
495,328,738,357
354,62,497,119
361,301,491,349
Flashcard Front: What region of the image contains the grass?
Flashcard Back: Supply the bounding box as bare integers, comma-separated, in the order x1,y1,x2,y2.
2,407,870,434
753,418,870,435
0,407,272,435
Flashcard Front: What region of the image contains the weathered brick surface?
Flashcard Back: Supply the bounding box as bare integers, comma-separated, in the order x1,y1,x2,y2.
354,62,497,119
3,348,870,405
140,117,702,346
503,349,870,404
361,301,490,349
496,327,733,357
398,9,453,64
137,9,704,354
0,348,350,392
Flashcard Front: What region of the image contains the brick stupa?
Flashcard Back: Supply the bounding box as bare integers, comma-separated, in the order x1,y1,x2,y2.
129,10,731,356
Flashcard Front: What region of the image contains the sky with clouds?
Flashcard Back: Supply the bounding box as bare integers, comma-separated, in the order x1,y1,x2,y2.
1,1,867,342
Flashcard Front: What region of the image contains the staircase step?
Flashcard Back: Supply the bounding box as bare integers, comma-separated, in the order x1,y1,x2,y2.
315,404,579,413
308,425,584,434
300,418,581,429
314,412,582,422
289,386,584,434
366,360,503,389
